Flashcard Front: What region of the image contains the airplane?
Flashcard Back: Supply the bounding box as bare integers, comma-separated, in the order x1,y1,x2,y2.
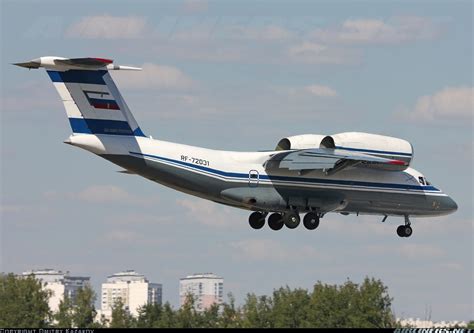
14,56,458,237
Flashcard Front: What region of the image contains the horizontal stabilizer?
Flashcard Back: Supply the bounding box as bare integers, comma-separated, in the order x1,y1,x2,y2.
13,56,141,71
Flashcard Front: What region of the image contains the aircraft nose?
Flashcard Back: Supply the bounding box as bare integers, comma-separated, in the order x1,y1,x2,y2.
441,196,458,213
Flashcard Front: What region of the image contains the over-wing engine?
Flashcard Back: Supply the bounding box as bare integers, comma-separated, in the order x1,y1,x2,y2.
271,132,414,174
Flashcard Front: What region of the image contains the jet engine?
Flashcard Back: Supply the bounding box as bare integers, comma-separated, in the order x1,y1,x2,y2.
275,134,326,150
275,132,414,168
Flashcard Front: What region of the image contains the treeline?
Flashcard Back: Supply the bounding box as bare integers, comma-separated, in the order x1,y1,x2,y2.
0,274,406,328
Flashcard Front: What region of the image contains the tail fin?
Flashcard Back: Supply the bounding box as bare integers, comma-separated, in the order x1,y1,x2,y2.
14,56,145,137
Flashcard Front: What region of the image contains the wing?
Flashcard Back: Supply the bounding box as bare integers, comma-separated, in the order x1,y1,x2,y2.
265,148,408,175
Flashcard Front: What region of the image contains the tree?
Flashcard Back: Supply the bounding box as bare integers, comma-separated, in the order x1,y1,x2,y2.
218,293,242,328
52,284,98,328
176,293,200,328
110,298,135,328
158,302,177,328
353,277,396,328
271,286,311,328
241,293,273,328
198,303,220,328
307,277,396,328
467,321,474,329
54,295,73,327
71,285,97,327
136,303,163,327
0,273,51,327
0,272,399,329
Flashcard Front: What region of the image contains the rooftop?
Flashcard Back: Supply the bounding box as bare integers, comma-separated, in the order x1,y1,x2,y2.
180,273,223,280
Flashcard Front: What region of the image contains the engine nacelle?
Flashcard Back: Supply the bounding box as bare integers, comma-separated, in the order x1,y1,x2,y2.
322,132,413,165
275,134,326,150
275,132,414,169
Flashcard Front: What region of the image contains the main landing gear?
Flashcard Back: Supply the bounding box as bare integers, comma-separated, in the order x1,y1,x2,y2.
396,215,413,238
248,212,266,229
303,212,320,230
248,211,321,231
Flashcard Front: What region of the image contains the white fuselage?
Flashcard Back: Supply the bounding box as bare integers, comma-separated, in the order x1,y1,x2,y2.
66,133,457,218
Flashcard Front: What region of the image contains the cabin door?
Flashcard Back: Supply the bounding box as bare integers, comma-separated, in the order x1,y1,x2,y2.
248,170,259,187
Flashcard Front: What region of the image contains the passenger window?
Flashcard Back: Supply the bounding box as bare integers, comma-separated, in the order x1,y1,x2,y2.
418,176,425,185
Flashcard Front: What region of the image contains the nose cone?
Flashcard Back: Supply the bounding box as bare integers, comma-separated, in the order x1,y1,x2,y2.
441,196,458,214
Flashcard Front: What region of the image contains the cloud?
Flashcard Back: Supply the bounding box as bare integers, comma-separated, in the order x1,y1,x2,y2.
66,15,147,39
311,16,442,45
169,23,295,42
112,63,194,91
287,42,360,64
409,86,473,121
181,0,208,13
177,198,240,228
75,185,132,203
1,80,60,113
397,243,445,259
225,25,295,41
44,185,160,206
230,239,322,262
305,84,338,97
0,204,30,214
104,230,143,242
366,243,445,259
102,228,169,247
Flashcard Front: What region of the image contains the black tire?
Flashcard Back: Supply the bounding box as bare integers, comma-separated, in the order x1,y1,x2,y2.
397,225,406,237
249,212,265,229
268,213,284,231
303,212,320,230
284,212,300,229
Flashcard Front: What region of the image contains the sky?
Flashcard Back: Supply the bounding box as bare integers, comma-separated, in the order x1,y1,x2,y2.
1,0,473,322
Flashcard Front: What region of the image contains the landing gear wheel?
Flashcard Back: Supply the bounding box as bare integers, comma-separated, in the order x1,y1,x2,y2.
303,212,320,230
268,213,284,231
397,225,413,238
249,212,265,229
396,225,405,237
283,212,300,229
403,225,413,237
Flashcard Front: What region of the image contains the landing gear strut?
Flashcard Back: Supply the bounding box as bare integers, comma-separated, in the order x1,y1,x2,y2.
248,212,266,229
396,215,413,238
283,211,300,229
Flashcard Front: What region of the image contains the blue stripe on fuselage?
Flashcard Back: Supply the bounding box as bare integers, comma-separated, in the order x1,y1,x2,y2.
129,151,439,193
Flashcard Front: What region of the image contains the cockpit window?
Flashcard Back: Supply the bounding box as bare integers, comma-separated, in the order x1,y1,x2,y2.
418,176,425,185
425,179,431,185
